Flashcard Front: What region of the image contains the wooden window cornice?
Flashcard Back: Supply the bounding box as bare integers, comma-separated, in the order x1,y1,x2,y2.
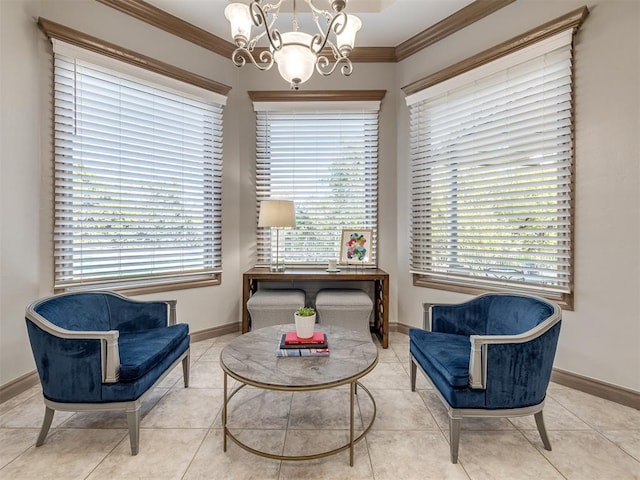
402,6,590,96
37,17,232,96
248,90,386,102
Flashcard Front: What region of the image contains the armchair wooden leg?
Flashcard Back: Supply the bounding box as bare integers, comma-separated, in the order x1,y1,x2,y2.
410,358,417,392
36,406,55,447
182,351,190,388
449,416,461,464
126,406,141,455
534,410,552,450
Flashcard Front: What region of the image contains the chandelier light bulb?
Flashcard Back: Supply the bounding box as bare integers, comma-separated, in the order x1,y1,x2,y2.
274,32,317,89
224,3,253,48
336,14,361,57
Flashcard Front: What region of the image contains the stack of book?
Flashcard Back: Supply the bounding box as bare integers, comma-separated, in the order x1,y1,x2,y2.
276,331,330,357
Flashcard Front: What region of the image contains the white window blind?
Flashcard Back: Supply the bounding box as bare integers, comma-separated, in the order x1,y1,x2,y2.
407,31,574,300
53,50,224,291
254,105,379,265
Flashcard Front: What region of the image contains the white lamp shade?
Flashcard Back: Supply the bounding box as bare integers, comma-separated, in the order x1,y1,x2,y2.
225,3,253,47
273,32,317,87
258,200,296,228
336,14,361,56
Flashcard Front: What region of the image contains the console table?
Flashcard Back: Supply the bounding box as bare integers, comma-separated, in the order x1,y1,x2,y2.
242,267,390,348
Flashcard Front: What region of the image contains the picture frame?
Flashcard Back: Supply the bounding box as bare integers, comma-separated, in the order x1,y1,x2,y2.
339,229,373,265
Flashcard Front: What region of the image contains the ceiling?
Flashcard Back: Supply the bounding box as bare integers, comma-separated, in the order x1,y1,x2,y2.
144,0,477,47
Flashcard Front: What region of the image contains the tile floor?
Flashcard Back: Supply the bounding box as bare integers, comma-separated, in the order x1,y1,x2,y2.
1,331,639,480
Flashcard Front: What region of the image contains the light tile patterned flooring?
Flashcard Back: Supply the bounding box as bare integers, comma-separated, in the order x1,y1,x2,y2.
1,331,639,479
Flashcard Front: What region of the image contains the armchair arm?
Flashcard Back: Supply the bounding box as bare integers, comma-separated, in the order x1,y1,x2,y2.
423,302,456,331
468,308,561,389
26,307,120,383
166,300,177,326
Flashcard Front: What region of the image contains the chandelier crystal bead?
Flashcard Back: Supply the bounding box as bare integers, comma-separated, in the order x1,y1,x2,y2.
224,0,361,90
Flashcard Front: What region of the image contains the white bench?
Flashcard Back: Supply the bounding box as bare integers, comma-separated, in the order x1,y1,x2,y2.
247,289,306,330
316,289,373,338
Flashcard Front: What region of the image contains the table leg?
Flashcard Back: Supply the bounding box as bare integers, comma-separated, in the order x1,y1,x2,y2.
350,381,355,466
242,275,251,333
223,372,228,452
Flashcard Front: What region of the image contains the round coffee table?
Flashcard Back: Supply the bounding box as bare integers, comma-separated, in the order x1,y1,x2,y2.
220,324,378,466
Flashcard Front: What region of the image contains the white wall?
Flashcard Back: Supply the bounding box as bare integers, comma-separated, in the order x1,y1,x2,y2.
395,0,640,391
0,0,242,386
1,0,638,394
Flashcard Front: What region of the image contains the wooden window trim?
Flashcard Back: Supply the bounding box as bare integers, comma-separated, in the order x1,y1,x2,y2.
402,6,590,96
395,0,516,61
413,275,574,311
37,17,232,96
248,90,386,102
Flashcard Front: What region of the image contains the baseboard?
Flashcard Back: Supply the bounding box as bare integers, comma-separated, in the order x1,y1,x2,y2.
0,370,39,404
189,322,240,343
392,322,639,410
551,368,640,410
393,322,411,335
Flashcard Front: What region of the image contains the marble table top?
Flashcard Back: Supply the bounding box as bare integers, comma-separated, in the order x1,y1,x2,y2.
220,324,378,390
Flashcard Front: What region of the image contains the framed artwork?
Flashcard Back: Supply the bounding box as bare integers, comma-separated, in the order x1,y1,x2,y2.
339,229,373,265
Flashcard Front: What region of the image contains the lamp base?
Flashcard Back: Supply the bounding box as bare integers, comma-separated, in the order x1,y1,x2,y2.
269,227,286,272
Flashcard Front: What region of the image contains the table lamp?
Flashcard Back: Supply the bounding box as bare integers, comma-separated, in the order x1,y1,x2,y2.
258,199,296,271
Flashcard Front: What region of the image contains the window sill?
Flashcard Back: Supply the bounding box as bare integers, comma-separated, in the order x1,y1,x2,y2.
413,274,573,311
55,274,222,296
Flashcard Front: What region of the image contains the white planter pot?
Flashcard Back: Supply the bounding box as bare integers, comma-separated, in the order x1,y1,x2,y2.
294,313,316,338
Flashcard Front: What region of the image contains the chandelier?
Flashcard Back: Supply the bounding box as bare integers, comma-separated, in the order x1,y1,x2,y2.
224,0,362,90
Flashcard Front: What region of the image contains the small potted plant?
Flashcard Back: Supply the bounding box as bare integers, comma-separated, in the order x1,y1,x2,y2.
294,306,316,339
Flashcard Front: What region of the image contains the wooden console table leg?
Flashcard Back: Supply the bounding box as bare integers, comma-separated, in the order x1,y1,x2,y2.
374,278,389,348
381,276,389,348
242,275,255,333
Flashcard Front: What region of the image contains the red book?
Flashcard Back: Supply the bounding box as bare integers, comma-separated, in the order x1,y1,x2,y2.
284,331,326,345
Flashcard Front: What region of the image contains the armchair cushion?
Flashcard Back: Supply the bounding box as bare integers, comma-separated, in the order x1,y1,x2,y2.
409,329,470,388
118,323,189,382
102,334,190,403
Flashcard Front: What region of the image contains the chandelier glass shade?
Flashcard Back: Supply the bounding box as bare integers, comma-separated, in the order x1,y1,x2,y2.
224,0,361,89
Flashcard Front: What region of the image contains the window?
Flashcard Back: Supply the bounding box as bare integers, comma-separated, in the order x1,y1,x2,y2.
52,41,226,292
407,30,575,306
254,98,381,266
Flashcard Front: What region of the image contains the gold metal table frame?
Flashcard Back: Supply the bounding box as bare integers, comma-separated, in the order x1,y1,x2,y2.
220,325,378,466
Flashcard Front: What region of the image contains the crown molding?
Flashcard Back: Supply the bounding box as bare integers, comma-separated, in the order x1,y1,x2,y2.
248,90,387,102
37,17,232,96
395,0,516,62
96,0,513,64
402,6,590,97
96,0,237,58
350,46,397,63
252,44,397,63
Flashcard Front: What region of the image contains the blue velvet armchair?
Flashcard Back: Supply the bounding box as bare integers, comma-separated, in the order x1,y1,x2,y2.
25,291,190,455
409,293,561,463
